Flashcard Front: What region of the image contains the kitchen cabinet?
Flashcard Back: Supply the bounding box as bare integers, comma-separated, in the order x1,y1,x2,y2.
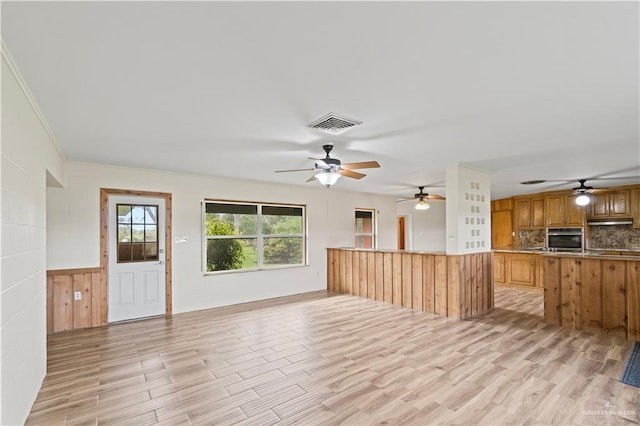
589,189,632,219
634,188,640,228
493,253,505,284
491,198,514,248
515,196,545,229
545,194,585,227
492,210,513,248
493,251,541,290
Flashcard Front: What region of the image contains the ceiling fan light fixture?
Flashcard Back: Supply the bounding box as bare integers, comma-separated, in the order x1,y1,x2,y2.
315,171,341,187
415,199,430,210
575,193,591,206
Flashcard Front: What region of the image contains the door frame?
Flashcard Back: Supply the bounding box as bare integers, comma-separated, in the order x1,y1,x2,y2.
397,213,412,250
100,188,172,325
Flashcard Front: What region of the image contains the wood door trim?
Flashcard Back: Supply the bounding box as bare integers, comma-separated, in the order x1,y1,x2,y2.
48,267,101,276
100,188,173,325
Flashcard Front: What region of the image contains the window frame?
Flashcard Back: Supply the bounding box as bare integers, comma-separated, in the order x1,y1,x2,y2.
202,199,307,274
355,208,377,249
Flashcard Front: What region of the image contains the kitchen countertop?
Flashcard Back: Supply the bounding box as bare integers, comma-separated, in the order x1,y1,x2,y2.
493,247,640,260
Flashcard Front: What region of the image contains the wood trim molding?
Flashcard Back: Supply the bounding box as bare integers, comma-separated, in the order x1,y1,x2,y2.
47,267,101,276
99,188,173,325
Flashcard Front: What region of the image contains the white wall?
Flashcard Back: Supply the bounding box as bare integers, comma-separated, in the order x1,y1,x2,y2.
396,200,446,252
1,52,65,425
446,164,492,254
47,162,397,313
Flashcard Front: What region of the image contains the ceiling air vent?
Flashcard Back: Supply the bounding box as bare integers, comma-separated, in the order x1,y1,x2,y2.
307,112,362,135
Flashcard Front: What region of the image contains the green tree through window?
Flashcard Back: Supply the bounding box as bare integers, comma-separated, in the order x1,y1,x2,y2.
205,218,244,271
203,201,305,273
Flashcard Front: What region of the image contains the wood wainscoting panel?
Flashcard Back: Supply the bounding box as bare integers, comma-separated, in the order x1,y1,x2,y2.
627,261,640,341
580,259,602,333
47,268,101,333
542,257,561,326
327,249,493,320
542,255,637,341
434,255,448,316
601,260,627,338
411,254,423,311
401,253,413,308
374,252,384,303
422,254,435,313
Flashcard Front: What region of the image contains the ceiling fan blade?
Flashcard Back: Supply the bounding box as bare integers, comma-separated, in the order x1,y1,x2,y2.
305,175,317,183
426,194,446,200
275,168,316,173
339,169,366,180
396,196,417,201
341,161,381,170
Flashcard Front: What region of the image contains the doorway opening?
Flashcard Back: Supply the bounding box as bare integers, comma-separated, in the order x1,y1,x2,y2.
100,188,172,323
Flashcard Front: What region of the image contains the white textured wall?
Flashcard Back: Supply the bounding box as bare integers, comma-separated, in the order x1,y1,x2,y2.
396,200,446,252
1,54,65,425
47,162,397,313
445,164,492,254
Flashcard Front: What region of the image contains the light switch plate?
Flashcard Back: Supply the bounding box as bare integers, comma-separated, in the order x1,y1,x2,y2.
74,291,82,301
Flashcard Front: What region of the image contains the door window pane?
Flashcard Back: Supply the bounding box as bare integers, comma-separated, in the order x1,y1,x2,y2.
116,203,159,263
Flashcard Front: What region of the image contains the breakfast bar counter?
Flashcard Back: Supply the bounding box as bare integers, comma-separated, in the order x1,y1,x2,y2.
542,254,640,341
326,248,493,320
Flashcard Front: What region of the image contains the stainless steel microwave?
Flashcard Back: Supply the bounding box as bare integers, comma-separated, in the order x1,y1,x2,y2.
546,227,584,252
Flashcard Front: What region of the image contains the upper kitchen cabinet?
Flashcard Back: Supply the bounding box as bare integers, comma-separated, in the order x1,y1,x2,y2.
634,188,640,228
589,189,632,219
491,198,514,248
545,194,585,227
514,196,545,229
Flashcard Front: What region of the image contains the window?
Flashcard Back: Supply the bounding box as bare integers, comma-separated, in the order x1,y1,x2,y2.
355,209,376,249
203,201,305,273
117,204,159,262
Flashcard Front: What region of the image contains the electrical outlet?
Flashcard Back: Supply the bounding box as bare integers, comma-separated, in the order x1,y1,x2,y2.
74,291,82,301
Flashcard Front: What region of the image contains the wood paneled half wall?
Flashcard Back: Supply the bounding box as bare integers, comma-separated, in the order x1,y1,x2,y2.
47,268,103,333
327,249,493,319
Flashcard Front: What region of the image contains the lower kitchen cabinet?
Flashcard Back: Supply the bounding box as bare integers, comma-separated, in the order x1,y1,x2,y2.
493,252,541,291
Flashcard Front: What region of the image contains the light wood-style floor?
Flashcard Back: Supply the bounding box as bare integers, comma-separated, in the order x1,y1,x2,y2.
27,287,638,425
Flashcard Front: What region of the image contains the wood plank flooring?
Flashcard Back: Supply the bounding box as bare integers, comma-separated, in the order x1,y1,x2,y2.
27,287,638,425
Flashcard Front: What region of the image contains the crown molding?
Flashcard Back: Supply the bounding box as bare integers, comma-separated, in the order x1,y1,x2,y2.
1,39,67,161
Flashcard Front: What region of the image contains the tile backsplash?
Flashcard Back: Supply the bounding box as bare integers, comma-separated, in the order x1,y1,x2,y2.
519,229,545,248
519,225,640,250
588,225,640,250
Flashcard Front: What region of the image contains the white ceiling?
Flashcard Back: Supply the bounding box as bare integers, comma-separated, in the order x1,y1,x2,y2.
2,1,639,199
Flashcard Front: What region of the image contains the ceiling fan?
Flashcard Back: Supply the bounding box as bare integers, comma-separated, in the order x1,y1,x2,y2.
571,179,595,206
396,186,446,210
275,144,380,187
521,178,601,206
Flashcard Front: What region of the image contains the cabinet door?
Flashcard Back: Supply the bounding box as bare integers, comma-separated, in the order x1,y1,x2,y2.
609,190,631,217
634,189,640,228
493,254,505,283
507,255,536,286
565,195,586,226
491,210,513,248
531,198,545,228
545,195,566,227
589,193,609,218
515,198,532,229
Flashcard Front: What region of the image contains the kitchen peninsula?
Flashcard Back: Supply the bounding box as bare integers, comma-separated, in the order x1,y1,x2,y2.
327,248,493,320
492,182,640,341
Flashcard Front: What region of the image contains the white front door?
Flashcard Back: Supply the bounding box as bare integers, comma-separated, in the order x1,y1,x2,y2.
108,195,166,323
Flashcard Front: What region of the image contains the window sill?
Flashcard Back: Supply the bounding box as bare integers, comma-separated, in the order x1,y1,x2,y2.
203,263,309,276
